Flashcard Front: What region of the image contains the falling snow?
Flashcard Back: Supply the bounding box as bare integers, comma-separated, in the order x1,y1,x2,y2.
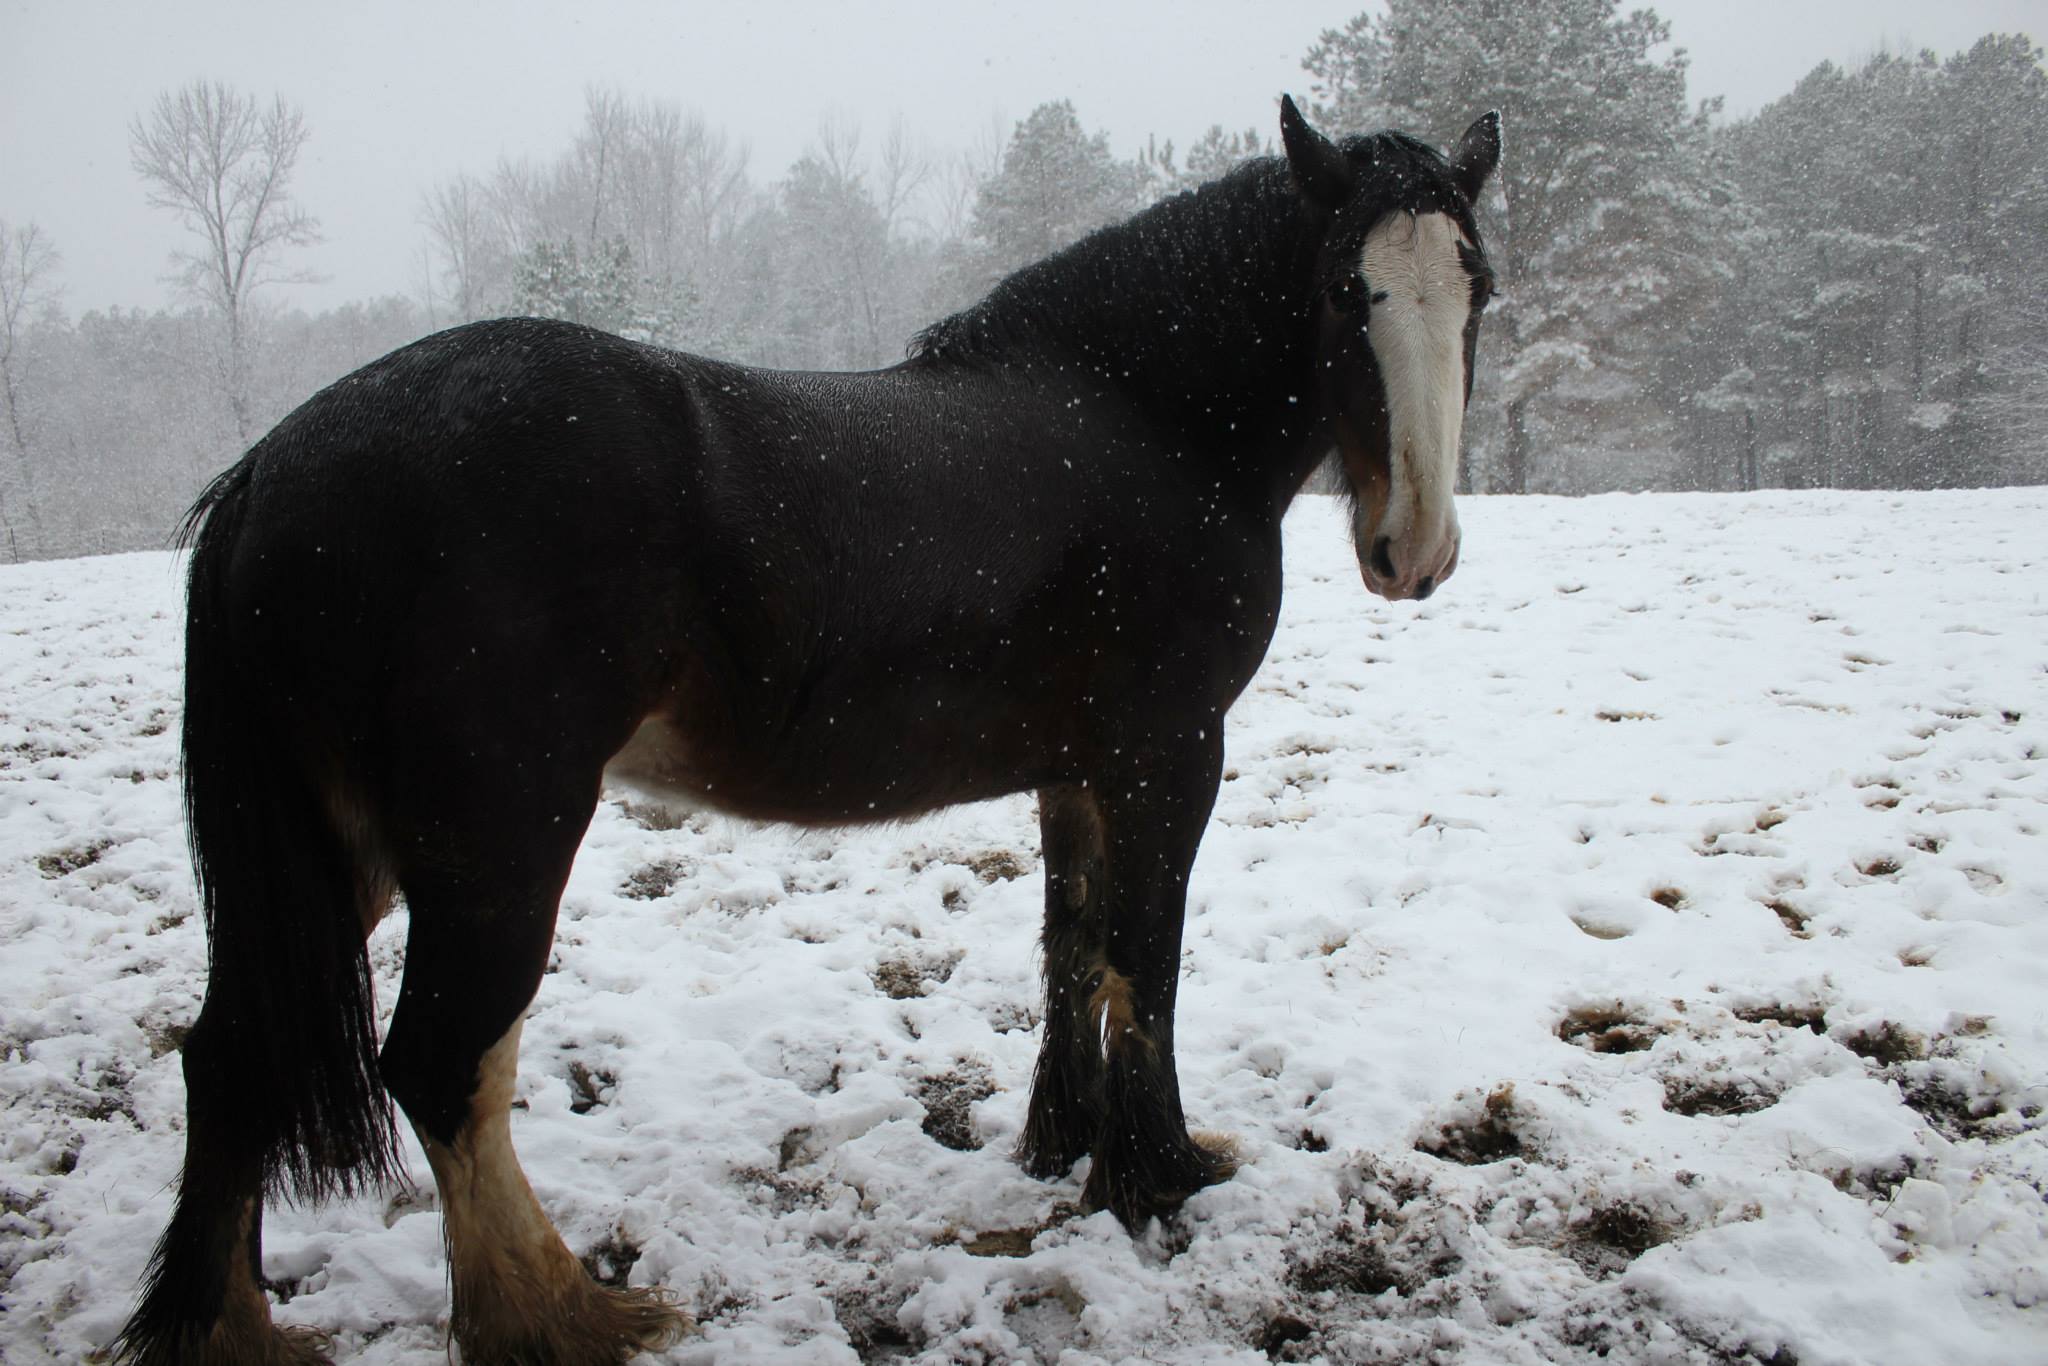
2,491,2044,1364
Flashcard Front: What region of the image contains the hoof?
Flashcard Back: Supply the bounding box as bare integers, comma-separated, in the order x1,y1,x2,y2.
453,1280,692,1366
107,1320,334,1366
1015,1132,1087,1181
1083,1128,1240,1229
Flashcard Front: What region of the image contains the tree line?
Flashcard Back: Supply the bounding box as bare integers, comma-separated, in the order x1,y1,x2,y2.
1,1,2043,561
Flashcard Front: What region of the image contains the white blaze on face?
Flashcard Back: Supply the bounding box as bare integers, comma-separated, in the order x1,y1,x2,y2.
1359,211,1471,587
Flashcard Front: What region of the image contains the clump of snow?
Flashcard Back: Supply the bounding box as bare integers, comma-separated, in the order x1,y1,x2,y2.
2,490,2044,1364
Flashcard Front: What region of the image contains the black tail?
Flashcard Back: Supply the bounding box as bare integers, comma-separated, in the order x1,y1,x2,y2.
176,458,400,1200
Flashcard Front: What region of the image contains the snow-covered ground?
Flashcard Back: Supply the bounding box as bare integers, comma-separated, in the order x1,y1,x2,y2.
2,491,2044,1365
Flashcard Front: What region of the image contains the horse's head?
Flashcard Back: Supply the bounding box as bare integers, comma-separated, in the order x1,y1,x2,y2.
1281,96,1499,603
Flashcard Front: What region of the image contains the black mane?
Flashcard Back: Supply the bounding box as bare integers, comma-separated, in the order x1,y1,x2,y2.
908,130,1483,381
907,156,1306,370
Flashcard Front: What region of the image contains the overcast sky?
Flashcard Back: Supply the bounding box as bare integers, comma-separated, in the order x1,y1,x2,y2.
2,0,2039,316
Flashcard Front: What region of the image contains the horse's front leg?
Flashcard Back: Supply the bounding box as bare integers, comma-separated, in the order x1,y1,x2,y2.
1019,784,1111,1176
1081,739,1237,1227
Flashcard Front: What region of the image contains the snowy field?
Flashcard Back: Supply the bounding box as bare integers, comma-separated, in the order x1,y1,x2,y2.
2,490,2044,1366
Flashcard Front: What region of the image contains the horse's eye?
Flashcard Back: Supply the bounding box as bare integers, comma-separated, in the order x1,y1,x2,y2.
1327,275,1368,315
1469,275,1494,311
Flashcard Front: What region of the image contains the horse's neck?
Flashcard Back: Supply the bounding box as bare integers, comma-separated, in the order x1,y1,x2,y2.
924,168,1327,506
1055,180,1312,418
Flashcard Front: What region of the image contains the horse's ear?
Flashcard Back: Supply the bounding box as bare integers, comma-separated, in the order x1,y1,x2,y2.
1279,94,1353,209
1451,111,1501,202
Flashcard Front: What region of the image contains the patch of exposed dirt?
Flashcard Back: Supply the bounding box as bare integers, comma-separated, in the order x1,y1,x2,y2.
579,1227,644,1289
1559,1005,1661,1054
1898,1069,2009,1142
960,1202,1081,1258
917,1060,996,1152
565,1059,618,1114
872,950,962,1000
1842,1022,1927,1065
619,857,691,900
36,839,114,878
1565,1202,1674,1277
834,1276,919,1362
1733,1003,1828,1034
1663,1075,1778,1117
1417,1084,1524,1164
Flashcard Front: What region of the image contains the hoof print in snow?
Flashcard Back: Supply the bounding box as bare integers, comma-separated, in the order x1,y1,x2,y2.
1259,1311,1316,1359
1841,1021,1927,1066
834,1279,918,1361
35,839,113,878
1961,865,2006,894
1565,1202,1673,1277
1289,1230,1405,1298
1287,1204,1459,1303
1856,854,1905,879
1558,1006,1661,1054
960,1203,1080,1258
1899,1070,2012,1141
1662,1073,1777,1117
966,848,1031,883
1568,908,1637,940
737,1166,829,1215
1418,1085,1524,1165
872,950,962,1000
614,797,692,831
909,846,1036,883
580,1227,645,1289
619,857,691,900
1648,885,1687,910
986,999,1038,1034
1764,897,1812,937
917,1061,996,1151
1733,1003,1828,1035
565,1058,618,1114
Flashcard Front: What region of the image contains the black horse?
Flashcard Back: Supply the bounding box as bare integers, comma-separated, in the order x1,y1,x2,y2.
116,96,1498,1365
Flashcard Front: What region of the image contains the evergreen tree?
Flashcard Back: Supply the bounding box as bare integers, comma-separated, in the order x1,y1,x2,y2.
779,146,896,368
1710,37,2048,488
1306,0,1718,492
971,101,1146,277
509,237,639,335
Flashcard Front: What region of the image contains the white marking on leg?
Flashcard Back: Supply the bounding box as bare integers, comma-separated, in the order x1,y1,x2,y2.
415,1019,686,1361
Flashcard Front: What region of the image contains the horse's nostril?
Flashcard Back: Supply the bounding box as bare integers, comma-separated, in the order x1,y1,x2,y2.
1370,536,1396,581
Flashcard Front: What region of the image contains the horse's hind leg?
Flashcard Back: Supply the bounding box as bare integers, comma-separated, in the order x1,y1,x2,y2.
113,1001,335,1365
379,782,688,1365
1018,785,1110,1177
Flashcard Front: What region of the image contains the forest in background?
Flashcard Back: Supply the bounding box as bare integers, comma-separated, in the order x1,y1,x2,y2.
1,0,2044,562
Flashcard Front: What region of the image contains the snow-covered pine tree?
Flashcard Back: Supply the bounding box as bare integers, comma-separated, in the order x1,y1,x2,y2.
1306,0,1717,493
1712,36,2048,488
970,101,1147,278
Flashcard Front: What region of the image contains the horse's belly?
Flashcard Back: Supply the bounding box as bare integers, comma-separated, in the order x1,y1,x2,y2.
602,713,718,813
601,700,1055,828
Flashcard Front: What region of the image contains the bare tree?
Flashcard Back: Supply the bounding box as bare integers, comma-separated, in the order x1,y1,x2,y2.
421,171,505,323
0,219,59,559
876,118,932,235
129,80,321,442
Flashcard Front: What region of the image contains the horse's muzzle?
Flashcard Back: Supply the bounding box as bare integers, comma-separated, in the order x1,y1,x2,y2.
1360,532,1460,602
